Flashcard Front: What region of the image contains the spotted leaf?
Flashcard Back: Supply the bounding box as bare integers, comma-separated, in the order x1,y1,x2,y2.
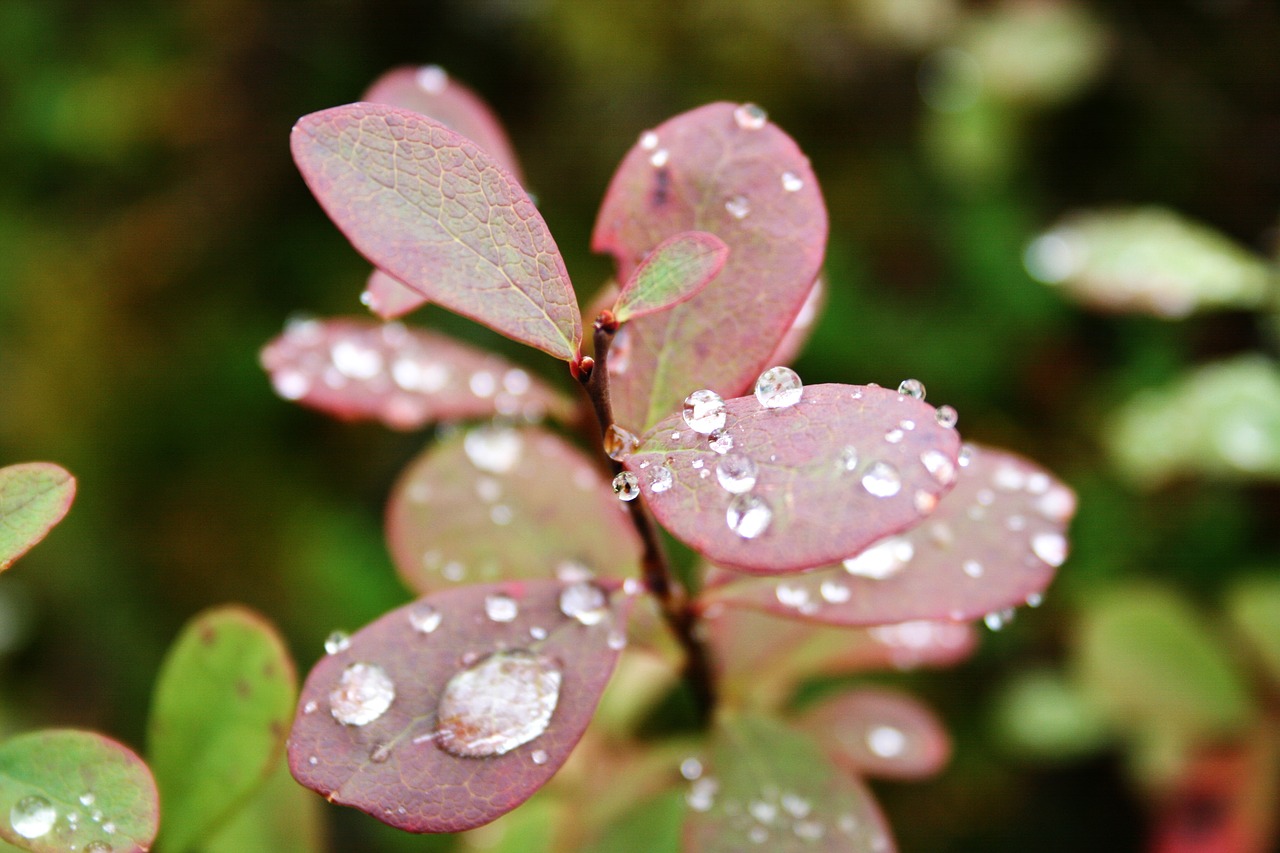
796,688,951,780
0,463,75,572
611,231,727,324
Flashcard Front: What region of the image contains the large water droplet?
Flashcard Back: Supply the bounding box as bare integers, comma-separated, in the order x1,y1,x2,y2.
559,581,609,625
408,603,442,634
727,494,772,539
435,650,561,757
861,461,902,497
324,631,351,655
716,453,758,494
1031,532,1067,567
464,426,523,473
647,464,674,494
708,428,734,454
330,662,396,726
754,366,803,409
725,195,751,220
682,390,727,434
897,379,926,400
10,796,56,839
734,103,768,129
843,537,914,579
613,471,640,501
604,424,639,460
484,593,519,623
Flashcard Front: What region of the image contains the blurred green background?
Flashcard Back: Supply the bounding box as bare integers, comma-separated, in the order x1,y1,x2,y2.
2,0,1278,850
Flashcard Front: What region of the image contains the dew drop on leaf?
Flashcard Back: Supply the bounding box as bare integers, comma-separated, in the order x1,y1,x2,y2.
754,366,803,409
726,493,772,539
708,427,734,454
963,559,984,578
919,449,956,486
1031,532,1068,567
415,64,448,93
861,461,902,497
640,130,659,150
843,537,914,580
649,148,670,168
531,749,549,765
604,424,640,460
680,757,704,780
897,378,927,400
78,793,95,807
682,389,727,434
464,425,523,473
484,593,519,623
329,662,395,726
558,581,609,625
613,471,640,501
686,777,719,812
935,405,959,429
435,650,561,758
331,340,383,380
85,842,113,853
820,579,852,603
781,171,804,192
647,464,674,494
408,603,443,634
324,631,351,655
734,102,768,129
725,195,751,220
272,369,310,400
715,453,758,494
984,608,1016,631
10,795,56,839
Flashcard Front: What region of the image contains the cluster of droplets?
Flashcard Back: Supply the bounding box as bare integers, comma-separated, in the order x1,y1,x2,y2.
10,792,119,850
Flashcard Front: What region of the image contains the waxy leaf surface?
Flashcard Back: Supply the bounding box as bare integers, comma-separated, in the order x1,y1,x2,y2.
0,463,75,572
797,688,951,780
261,317,572,429
388,425,641,594
147,607,296,853
361,268,429,321
624,384,961,573
703,444,1074,624
592,102,827,431
288,580,633,833
611,232,727,324
682,714,895,852
292,103,581,360
0,729,158,853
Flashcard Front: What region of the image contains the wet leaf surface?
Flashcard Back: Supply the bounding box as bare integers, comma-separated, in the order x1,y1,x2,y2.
260,317,573,429
292,103,581,360
0,463,75,572
682,713,896,852
361,268,429,321
0,729,158,853
611,232,727,324
288,580,633,833
147,606,296,853
624,384,961,574
387,425,641,594
702,444,1073,623
797,688,951,780
592,102,827,431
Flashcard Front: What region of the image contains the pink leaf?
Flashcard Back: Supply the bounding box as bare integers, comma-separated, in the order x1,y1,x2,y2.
291,103,581,361
797,688,951,780
260,317,573,429
361,268,429,321
611,232,728,324
0,462,75,572
387,425,642,594
702,444,1075,624
288,579,633,833
766,276,824,367
592,102,828,431
622,383,961,574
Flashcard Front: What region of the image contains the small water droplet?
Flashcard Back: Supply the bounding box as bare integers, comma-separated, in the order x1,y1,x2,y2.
1035,486,1076,522
885,428,904,444
559,581,609,625
1026,592,1044,607
709,428,734,454
727,493,772,539
962,559,984,578
10,796,56,839
469,370,497,398
370,742,393,763
715,453,758,494
1031,532,1068,567
613,471,640,501
775,583,810,609
329,662,395,726
649,148,670,168
754,366,803,408
324,631,351,655
914,490,938,514
734,102,768,129
408,603,442,634
647,464,674,493
607,628,628,650
682,389,727,433
861,461,902,497
531,749,549,765
993,464,1026,491
687,777,718,812
843,537,914,579
781,171,803,192
898,378,926,400
781,793,811,819
640,130,659,150
725,195,751,220
867,725,907,758
435,650,561,757
935,405,958,428
604,424,639,460
331,340,383,380
820,579,851,603
484,593,519,623
416,64,448,93
308,755,318,765
920,449,956,486
958,444,975,467
272,370,310,400
464,426,523,473
555,560,594,583
680,757,704,780
984,608,1016,631
85,842,113,853
78,793,94,807
749,826,769,844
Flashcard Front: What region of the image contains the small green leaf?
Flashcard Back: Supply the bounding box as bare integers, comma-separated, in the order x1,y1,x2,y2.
1227,574,1280,687
580,788,683,853
0,463,75,572
147,607,296,853
991,669,1111,761
0,729,158,853
200,757,325,853
612,232,727,324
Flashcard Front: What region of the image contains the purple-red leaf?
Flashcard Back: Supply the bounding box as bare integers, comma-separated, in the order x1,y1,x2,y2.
288,579,633,833
797,688,951,780
291,103,581,361
592,102,828,431
611,231,728,324
0,463,75,572
622,383,961,574
361,268,429,321
387,425,642,594
363,65,524,182
702,444,1075,624
260,317,573,429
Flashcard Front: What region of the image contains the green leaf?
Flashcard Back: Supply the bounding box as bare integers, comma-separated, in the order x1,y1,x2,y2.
1226,574,1280,687
580,788,683,853
990,669,1111,761
0,729,158,853
199,757,325,853
147,606,297,853
0,463,75,572
611,232,728,324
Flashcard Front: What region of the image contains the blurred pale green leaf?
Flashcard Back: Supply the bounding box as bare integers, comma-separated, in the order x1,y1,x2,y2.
991,669,1111,761
579,788,683,853
200,757,324,853
1226,574,1280,687
0,463,74,572
456,793,557,853
1107,356,1280,486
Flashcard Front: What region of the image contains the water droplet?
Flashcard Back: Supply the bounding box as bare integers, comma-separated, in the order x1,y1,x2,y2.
984,608,1016,631
958,444,975,467
272,370,310,400
484,593,519,622
329,662,395,726
781,793,811,819
725,195,751,220
555,559,594,583
682,389,727,433
843,536,914,579
734,102,768,129
531,749,549,765
324,631,351,655
604,424,639,460
726,493,772,539
867,725,907,758
408,603,442,634
303,700,318,714
861,461,902,497
749,826,769,843
898,379,926,400
680,757,703,780
613,471,640,501
749,800,778,823
416,64,448,93
1035,486,1076,522
10,796,56,839
820,579,851,603
648,464,674,493
715,453,758,494
308,755,318,765
1031,532,1068,567
781,171,803,192
610,325,632,375
775,583,810,609
639,130,659,150
794,820,825,841
935,405,958,428
436,650,561,757
1026,592,1044,607
920,449,956,486
709,428,734,454
469,371,497,398
559,581,609,625
78,793,95,807
649,148,670,168
754,366,803,408
607,628,628,650
885,428,904,444
331,340,383,380
962,559,984,578
914,490,938,514
85,842,113,853
370,742,392,763
464,426,523,473
687,777,719,812
993,464,1026,491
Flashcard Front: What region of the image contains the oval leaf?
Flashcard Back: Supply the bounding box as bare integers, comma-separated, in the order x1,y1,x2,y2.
766,276,824,367
288,579,633,833
611,231,728,324
623,384,961,573
202,758,326,853
0,729,158,853
260,317,573,429
682,714,895,852
291,103,581,360
703,444,1074,624
797,688,951,780
592,102,828,430
0,463,75,572
147,606,297,853
361,268,429,321
387,425,642,593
